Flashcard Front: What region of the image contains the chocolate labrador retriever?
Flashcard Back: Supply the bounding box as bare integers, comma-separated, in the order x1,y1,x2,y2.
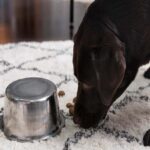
73,0,150,128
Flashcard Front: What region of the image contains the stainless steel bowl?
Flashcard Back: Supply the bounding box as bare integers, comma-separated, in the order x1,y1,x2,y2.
3,77,65,141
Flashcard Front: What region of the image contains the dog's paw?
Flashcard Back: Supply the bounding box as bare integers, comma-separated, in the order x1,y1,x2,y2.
144,68,150,79
143,129,150,146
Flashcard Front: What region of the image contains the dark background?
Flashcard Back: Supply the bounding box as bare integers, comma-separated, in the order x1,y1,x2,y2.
0,0,92,43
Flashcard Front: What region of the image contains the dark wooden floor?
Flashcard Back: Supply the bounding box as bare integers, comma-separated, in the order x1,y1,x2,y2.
0,0,91,43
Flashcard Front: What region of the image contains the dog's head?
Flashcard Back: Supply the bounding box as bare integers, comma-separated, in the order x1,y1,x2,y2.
73,16,126,128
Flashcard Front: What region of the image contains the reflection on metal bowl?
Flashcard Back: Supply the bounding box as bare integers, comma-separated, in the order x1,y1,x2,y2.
3,77,65,141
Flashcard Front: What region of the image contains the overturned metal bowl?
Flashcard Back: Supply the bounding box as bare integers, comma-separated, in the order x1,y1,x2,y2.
3,77,65,141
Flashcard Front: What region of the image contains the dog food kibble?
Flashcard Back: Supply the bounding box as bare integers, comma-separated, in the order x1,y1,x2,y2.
69,107,74,116
66,103,74,108
66,103,74,116
58,90,65,97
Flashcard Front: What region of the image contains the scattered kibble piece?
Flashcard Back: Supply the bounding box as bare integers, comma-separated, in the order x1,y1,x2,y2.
66,103,74,108
58,90,65,97
69,107,74,116
66,103,74,116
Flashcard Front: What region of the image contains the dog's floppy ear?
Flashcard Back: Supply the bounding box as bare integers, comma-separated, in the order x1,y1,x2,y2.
91,38,126,106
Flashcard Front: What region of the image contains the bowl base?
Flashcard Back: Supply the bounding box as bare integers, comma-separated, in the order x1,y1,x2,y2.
0,110,65,142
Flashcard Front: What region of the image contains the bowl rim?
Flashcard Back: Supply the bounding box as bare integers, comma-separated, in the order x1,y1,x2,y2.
5,77,57,103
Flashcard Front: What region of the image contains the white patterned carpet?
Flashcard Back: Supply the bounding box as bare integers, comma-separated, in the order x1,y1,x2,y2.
0,41,150,150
